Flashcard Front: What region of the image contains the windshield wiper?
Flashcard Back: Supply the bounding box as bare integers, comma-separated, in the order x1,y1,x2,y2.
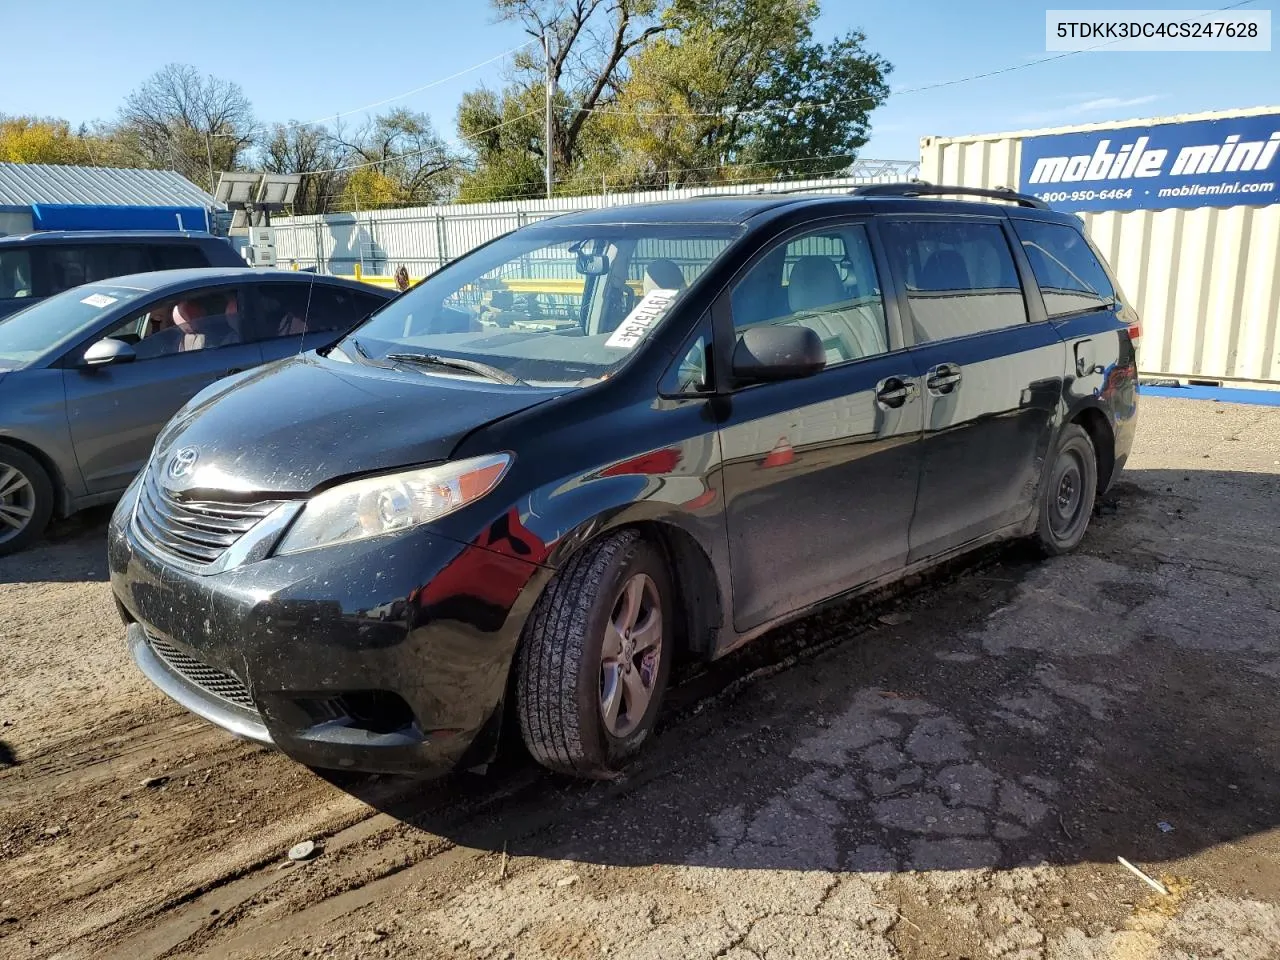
385,351,525,386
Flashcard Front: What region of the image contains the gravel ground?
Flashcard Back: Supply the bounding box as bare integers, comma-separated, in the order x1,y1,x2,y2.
1,395,1278,960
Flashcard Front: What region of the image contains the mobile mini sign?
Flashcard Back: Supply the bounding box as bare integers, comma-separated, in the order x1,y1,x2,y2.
1018,112,1280,212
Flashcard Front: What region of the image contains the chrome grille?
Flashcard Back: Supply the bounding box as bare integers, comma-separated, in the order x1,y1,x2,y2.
146,631,257,712
133,470,287,566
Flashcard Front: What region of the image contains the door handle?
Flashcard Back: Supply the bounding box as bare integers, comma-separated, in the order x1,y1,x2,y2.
926,363,962,394
875,376,917,409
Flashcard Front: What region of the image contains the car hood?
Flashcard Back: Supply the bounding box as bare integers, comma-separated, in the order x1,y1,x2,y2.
153,352,566,494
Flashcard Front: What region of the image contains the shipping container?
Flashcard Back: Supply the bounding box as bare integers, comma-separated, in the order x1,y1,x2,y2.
921,106,1280,389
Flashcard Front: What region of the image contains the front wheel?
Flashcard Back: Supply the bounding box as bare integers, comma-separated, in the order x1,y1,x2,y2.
516,529,673,778
0,444,55,557
1035,424,1098,556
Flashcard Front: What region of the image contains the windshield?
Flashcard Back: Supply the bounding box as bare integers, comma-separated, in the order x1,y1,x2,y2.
341,223,741,386
0,283,149,370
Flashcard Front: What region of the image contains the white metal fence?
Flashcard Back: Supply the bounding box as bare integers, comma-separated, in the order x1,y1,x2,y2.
269,165,921,277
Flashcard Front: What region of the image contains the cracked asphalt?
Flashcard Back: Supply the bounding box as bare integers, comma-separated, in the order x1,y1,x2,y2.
2,395,1279,960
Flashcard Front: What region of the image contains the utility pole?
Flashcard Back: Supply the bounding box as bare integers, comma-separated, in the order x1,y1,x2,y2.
543,31,554,200
204,132,216,193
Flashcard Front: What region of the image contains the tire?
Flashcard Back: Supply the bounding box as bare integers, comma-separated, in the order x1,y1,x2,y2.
0,443,55,557
516,529,674,778
1035,424,1098,556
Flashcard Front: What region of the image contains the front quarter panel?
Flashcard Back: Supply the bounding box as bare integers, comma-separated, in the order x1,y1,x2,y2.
0,370,84,505
446,384,731,652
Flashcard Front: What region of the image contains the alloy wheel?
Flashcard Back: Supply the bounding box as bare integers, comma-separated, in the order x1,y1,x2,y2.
0,463,35,544
599,573,663,738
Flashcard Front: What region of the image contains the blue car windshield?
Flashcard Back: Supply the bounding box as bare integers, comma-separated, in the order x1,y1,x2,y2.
340,223,742,386
0,283,149,370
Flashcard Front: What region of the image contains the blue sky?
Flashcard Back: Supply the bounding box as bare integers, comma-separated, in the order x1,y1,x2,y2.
2,0,1276,163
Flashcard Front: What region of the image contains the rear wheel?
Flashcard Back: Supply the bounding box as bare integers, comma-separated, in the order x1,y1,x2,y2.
516,529,673,778
0,444,54,557
1035,424,1097,556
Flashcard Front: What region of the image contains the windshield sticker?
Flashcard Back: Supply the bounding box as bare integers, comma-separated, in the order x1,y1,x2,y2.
605,288,680,350
80,293,118,308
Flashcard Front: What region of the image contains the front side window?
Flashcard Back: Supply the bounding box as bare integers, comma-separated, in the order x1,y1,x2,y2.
730,222,889,366
109,288,245,360
342,224,740,387
1012,219,1115,317
0,249,34,301
0,283,149,369
880,220,1028,343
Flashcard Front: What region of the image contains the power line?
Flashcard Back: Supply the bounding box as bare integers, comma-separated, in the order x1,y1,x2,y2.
273,0,1258,195
308,110,541,176
570,0,1258,122
302,40,539,128
211,40,539,137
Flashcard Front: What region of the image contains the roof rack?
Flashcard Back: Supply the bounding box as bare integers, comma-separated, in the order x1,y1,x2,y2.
849,179,1049,210
673,184,853,201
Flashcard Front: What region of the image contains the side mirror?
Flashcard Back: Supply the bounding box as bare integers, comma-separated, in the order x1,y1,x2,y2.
731,325,825,383
576,252,610,275
82,337,137,368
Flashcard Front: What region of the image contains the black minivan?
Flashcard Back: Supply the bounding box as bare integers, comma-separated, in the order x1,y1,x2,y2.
108,183,1140,780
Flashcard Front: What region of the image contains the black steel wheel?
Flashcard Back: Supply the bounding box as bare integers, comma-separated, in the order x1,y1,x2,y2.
1035,424,1098,556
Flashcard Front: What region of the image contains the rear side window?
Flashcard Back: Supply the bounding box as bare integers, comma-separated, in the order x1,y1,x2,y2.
151,244,210,270
880,220,1027,343
45,244,153,294
1011,220,1115,317
251,283,313,340
0,248,34,301
250,282,379,339
306,286,384,332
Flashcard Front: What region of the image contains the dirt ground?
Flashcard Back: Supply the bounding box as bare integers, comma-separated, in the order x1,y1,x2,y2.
2,394,1279,960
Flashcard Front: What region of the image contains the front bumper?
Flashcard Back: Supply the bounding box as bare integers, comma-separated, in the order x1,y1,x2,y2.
109,491,549,776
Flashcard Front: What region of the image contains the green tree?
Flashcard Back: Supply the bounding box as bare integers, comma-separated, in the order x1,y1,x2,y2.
458,0,668,200
603,0,892,189
0,115,126,166
328,109,463,209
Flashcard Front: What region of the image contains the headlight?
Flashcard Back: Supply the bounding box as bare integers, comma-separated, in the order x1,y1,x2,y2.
274,453,511,556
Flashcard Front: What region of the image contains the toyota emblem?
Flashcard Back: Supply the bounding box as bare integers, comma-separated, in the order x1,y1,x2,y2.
167,447,200,481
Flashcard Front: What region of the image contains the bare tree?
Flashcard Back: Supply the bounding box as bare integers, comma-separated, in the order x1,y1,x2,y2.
326,109,464,208
118,63,256,191
495,0,668,172
261,123,343,215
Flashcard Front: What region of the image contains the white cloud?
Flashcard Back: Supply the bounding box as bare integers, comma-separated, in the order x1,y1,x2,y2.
1014,94,1162,125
